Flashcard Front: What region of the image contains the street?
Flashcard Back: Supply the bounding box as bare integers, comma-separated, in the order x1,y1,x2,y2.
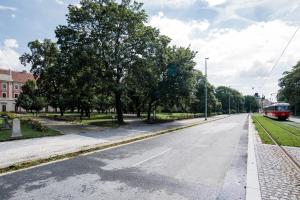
0,114,248,200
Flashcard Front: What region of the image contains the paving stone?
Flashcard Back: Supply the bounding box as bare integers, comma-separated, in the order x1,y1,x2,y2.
254,143,300,200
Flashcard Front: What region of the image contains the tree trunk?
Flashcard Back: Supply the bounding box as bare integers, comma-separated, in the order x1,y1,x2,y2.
136,108,141,118
80,109,84,121
60,109,64,117
115,91,124,124
147,101,152,121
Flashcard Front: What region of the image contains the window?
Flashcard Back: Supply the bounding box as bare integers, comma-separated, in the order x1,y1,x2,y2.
2,105,6,112
2,93,6,98
14,84,19,90
2,83,6,90
277,106,289,111
14,93,18,98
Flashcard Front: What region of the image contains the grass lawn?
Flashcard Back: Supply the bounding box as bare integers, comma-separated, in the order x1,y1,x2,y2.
21,112,213,127
80,118,121,128
252,114,300,147
155,113,203,121
38,113,116,121
0,120,62,142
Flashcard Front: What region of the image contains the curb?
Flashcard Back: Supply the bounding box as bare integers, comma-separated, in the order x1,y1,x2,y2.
246,115,262,200
0,115,229,175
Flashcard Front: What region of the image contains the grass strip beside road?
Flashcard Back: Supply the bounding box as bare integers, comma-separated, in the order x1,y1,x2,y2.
252,114,300,147
0,115,229,175
0,121,62,142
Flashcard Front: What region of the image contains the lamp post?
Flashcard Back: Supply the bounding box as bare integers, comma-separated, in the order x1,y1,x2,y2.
205,58,209,120
229,93,231,115
228,86,231,115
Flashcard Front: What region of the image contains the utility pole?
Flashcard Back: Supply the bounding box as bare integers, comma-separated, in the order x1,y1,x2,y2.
205,58,209,120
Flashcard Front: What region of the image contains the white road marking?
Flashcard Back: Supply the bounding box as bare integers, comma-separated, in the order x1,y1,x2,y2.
132,148,172,167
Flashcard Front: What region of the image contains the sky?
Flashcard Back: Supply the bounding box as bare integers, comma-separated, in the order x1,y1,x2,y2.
0,0,300,100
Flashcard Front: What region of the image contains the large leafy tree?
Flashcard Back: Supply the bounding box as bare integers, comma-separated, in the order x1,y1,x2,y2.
191,70,221,114
244,95,259,112
56,0,150,123
16,80,46,114
20,39,69,116
215,86,245,113
278,61,300,115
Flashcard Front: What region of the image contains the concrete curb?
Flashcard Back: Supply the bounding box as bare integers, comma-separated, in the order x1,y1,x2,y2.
246,115,262,200
0,115,229,174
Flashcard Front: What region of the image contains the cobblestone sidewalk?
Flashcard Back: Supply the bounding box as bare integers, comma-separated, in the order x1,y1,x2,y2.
254,143,300,200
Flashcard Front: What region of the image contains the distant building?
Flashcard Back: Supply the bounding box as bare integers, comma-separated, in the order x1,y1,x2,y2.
0,68,34,112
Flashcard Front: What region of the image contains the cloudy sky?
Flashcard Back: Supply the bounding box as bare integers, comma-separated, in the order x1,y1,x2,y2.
0,0,300,100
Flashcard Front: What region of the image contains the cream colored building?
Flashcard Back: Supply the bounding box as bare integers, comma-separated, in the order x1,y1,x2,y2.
0,68,34,112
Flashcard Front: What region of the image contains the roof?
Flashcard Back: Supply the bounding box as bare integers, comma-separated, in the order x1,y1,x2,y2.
0,68,34,83
264,103,290,108
0,69,11,75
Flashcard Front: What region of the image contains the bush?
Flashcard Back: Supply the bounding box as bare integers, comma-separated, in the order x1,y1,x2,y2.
26,118,48,132
0,112,17,119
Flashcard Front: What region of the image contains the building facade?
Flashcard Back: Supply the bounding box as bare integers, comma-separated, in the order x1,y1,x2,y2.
0,68,34,112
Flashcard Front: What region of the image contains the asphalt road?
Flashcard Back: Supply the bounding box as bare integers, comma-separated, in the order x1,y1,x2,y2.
0,114,249,200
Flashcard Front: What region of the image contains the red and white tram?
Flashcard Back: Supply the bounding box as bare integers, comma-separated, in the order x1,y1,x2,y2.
263,103,290,120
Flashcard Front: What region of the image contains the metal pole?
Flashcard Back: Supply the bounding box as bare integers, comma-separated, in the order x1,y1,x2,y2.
229,94,231,115
205,58,209,120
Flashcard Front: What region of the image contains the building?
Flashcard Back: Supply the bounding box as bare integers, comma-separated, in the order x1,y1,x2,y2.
0,68,34,112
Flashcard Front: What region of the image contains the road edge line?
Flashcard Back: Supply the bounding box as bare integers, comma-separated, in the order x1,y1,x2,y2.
0,115,229,175
246,114,262,200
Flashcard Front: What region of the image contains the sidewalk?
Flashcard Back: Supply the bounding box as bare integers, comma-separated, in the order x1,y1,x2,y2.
249,116,300,200
0,115,227,169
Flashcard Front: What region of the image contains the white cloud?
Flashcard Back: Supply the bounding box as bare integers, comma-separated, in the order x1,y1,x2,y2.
211,0,300,26
149,13,300,98
138,0,197,9
205,0,227,6
0,5,16,11
55,0,65,5
0,39,23,71
149,12,210,43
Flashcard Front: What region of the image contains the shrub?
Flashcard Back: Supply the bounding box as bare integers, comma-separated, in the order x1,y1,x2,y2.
0,112,17,119
25,118,48,132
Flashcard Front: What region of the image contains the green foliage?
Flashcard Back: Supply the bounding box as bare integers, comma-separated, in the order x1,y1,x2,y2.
244,95,259,112
20,39,70,116
18,0,252,122
16,80,46,114
190,70,221,114
278,61,300,115
25,118,48,132
215,86,245,113
0,112,17,119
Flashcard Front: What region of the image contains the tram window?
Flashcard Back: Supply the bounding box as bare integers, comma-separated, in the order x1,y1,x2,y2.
277,106,288,111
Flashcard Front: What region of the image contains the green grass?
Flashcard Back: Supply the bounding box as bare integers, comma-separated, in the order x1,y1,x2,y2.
252,114,300,147
81,119,121,128
37,112,207,126
0,120,62,142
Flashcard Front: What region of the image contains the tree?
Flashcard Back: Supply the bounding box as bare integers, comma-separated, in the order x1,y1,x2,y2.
244,95,259,113
215,86,244,113
191,70,221,114
55,0,151,123
278,61,300,115
16,80,46,114
20,39,69,116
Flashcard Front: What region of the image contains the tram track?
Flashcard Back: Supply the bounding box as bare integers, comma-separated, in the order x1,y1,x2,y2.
253,117,300,173
269,120,300,140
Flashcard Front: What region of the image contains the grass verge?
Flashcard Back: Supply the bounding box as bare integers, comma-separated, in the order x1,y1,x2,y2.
0,120,62,142
252,114,300,147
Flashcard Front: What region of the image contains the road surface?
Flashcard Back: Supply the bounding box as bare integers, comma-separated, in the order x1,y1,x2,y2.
0,114,248,200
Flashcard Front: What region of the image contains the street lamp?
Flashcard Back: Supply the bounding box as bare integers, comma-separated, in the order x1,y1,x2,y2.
205,58,209,120
228,86,231,115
